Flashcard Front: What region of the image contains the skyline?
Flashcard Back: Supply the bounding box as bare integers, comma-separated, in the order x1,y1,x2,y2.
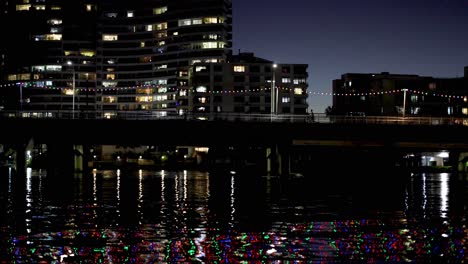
233,0,468,113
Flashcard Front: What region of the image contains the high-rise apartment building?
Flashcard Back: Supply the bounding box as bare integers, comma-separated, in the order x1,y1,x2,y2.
2,0,232,115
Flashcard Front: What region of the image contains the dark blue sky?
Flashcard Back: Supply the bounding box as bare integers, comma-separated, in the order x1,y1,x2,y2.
233,0,468,112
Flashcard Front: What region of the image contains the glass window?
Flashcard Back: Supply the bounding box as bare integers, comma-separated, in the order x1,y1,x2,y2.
153,6,167,15
103,34,118,41
234,66,245,72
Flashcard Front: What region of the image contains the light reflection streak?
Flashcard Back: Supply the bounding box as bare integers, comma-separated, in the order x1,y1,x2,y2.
183,171,187,201
116,169,121,222
230,175,235,227
26,167,32,235
138,169,143,224
175,172,179,206
160,170,165,216
92,170,97,203
440,173,449,218
422,173,427,218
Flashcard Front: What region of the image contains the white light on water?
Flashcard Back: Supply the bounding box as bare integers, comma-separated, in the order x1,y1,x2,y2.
440,173,449,218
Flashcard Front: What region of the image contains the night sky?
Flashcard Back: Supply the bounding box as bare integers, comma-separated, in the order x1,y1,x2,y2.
233,0,468,113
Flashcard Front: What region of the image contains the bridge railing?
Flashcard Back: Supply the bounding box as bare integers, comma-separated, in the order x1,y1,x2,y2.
1,110,467,126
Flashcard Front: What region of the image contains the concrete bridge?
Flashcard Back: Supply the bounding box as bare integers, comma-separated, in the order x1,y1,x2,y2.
2,113,468,176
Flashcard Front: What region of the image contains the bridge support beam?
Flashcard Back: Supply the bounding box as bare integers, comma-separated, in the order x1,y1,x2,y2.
266,144,290,176
458,152,468,173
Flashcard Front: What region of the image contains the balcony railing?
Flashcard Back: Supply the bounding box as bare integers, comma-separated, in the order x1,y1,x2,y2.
1,110,467,126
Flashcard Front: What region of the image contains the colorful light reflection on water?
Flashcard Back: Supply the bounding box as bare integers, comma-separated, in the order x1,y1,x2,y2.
0,169,466,263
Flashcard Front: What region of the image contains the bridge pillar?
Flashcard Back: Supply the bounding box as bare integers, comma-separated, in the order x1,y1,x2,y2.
13,137,34,175
74,145,84,172
458,152,468,173
266,144,290,176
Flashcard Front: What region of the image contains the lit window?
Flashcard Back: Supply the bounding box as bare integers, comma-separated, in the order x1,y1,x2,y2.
127,11,134,17
103,96,116,103
464,97,467,103
463,108,468,115
447,106,454,115
102,81,117,87
191,60,202,65
158,41,165,46
173,32,179,36
198,97,207,103
86,4,93,12
282,78,291,83
207,34,218,40
48,19,62,25
178,19,191,26
46,81,52,86
205,58,218,63
50,27,60,33
179,90,187,96
197,107,206,112
46,34,62,41
156,23,167,30
411,95,418,103
233,66,245,72
64,89,74,95
16,4,31,11
202,42,219,49
196,86,207,93
203,17,218,24
294,88,303,95
156,64,167,70
153,6,167,15
146,24,153,31
155,95,168,101
80,50,95,57
282,97,290,103
157,79,167,85
106,74,115,80
140,42,145,47
19,74,30,80
156,32,167,38
32,66,45,72
51,6,61,10
7,75,17,81
195,66,207,72
103,34,118,41
45,65,61,71
136,96,153,102
193,18,202,25
33,5,45,10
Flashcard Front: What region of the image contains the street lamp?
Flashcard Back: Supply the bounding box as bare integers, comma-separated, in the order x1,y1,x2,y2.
271,64,277,115
67,61,75,119
402,88,408,118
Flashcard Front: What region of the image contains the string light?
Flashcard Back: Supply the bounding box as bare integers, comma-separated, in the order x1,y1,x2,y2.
2,83,468,99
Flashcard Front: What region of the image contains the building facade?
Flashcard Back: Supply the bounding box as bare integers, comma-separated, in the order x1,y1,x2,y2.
332,68,468,117
191,52,308,115
1,0,232,115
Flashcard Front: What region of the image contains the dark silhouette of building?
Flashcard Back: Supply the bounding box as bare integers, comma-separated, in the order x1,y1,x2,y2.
1,0,232,114
332,68,468,117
